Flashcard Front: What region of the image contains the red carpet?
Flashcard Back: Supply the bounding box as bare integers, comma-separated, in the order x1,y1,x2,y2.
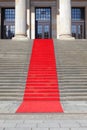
16,39,63,113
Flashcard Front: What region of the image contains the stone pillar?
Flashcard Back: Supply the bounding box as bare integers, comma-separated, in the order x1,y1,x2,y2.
31,6,35,39
13,0,28,40
59,0,74,39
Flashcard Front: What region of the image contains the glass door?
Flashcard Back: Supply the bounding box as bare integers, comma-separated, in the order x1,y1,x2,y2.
37,24,43,39
35,8,51,39
72,22,85,39
44,24,50,38
36,21,50,39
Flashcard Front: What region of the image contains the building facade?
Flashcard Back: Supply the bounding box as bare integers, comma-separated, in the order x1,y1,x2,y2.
0,0,87,39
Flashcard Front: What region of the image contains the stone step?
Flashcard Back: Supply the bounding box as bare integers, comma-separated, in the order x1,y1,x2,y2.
0,86,25,89
0,87,25,93
0,88,87,92
0,41,33,102
0,72,27,74
0,97,22,101
0,93,24,96
58,71,87,74
0,96,87,101
54,40,87,102
0,78,84,82
59,82,87,85
59,77,87,79
0,91,87,95
0,40,87,103
59,86,87,89
0,86,87,89
57,66,87,68
0,68,28,71
0,77,26,80
59,80,87,82
0,79,26,82
60,96,87,101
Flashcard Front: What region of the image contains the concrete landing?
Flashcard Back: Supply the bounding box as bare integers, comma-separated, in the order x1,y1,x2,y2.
0,101,87,114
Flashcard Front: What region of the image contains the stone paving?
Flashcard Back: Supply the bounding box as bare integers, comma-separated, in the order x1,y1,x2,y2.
0,114,87,129
0,101,87,129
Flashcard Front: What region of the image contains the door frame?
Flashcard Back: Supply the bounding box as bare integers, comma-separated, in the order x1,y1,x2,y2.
35,7,52,39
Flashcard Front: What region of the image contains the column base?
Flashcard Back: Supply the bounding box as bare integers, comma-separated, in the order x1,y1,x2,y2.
59,34,75,40
12,35,28,41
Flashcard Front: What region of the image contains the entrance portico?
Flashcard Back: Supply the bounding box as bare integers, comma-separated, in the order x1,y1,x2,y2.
13,0,72,40
1,0,86,39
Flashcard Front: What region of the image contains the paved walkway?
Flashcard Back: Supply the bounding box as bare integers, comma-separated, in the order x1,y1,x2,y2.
0,114,87,129
0,101,87,129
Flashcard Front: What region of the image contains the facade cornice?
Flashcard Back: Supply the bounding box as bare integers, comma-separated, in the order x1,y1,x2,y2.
31,1,56,7
72,1,87,6
0,2,14,7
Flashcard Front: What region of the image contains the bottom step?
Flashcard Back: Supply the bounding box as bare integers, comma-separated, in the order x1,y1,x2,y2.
16,101,63,113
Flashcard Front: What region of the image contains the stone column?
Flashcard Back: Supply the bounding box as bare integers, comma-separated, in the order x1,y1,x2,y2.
31,6,35,39
59,0,74,39
13,0,28,40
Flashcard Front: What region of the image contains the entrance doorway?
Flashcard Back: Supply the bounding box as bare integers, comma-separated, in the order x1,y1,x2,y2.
35,8,51,39
71,8,85,39
1,8,15,39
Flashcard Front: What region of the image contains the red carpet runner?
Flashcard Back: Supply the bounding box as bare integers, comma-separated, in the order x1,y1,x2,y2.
16,39,63,113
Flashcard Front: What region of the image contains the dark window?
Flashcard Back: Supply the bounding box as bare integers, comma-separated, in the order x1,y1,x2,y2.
5,9,15,21
36,8,51,21
72,8,85,21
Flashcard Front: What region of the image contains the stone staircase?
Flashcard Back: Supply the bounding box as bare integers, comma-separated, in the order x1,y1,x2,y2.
0,40,87,102
0,40,33,101
54,40,87,101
